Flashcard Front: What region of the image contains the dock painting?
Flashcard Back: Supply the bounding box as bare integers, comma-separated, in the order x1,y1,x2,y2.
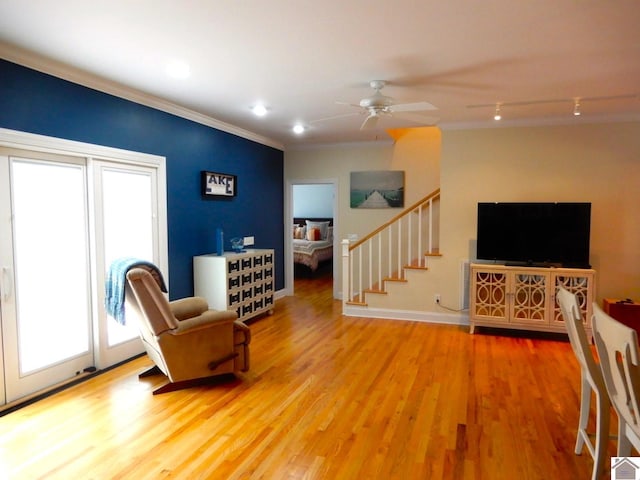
350,170,404,209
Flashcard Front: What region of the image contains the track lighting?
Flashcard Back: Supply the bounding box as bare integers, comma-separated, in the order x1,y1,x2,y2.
469,93,637,121
494,104,502,121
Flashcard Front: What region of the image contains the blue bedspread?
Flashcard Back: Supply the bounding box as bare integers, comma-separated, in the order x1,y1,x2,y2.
105,257,167,325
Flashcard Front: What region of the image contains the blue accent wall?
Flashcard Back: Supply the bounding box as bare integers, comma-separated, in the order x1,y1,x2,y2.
0,59,284,299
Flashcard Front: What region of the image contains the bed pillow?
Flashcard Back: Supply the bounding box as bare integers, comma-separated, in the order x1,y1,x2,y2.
293,226,306,239
306,220,330,240
306,227,321,241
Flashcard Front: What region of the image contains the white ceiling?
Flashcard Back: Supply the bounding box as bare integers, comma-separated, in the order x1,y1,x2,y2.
1,0,639,149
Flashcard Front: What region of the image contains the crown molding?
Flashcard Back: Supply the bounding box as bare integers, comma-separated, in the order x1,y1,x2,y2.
0,42,285,151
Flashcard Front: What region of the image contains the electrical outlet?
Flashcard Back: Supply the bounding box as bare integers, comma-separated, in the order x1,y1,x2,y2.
243,236,255,246
435,294,441,304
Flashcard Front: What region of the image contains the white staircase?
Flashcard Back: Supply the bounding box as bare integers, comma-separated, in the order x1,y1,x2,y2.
342,189,441,316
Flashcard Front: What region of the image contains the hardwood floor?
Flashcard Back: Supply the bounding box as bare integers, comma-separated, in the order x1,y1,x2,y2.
0,272,613,479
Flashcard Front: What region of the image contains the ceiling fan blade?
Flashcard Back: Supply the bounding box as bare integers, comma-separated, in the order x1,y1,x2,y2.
309,112,361,124
389,112,439,125
360,114,379,130
336,100,362,108
389,101,437,112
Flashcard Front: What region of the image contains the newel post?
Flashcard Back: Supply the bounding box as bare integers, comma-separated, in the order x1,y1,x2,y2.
341,239,350,311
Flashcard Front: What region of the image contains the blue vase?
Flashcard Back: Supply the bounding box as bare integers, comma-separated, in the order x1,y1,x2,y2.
215,228,224,255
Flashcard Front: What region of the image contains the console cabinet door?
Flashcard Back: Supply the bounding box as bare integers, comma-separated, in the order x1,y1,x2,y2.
551,271,595,330
509,271,551,326
471,268,509,324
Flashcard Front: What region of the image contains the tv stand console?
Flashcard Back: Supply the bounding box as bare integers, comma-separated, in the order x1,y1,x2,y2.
469,263,596,338
505,261,563,268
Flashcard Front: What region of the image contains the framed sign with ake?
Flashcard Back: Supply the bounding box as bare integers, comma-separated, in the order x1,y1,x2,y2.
202,171,237,198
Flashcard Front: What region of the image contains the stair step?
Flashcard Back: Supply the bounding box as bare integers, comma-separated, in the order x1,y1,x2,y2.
346,300,367,306
364,288,387,295
383,277,408,283
404,265,429,271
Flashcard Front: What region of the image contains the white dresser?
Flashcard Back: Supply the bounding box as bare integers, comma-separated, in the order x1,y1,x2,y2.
193,249,275,322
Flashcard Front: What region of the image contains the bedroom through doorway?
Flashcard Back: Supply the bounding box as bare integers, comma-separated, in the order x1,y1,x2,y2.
291,182,336,283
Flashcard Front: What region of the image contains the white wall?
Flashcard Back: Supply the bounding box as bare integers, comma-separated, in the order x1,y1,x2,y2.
293,184,334,218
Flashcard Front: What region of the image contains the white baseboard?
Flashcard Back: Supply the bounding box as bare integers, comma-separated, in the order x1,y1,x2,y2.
274,288,289,301
277,288,469,327
342,305,470,326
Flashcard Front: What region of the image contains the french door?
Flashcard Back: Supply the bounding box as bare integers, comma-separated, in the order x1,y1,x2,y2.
0,132,167,405
0,153,95,403
92,161,160,366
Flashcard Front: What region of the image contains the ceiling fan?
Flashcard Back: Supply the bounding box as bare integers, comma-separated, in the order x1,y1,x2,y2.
341,80,439,130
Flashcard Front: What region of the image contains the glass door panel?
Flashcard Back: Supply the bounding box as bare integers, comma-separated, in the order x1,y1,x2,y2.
92,162,157,365
1,156,94,403
12,159,91,371
103,167,154,346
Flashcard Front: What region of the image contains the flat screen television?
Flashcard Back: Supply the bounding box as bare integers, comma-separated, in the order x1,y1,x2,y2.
476,202,591,268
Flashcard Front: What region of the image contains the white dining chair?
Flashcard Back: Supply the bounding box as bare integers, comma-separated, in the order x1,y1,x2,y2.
592,303,640,457
557,287,610,480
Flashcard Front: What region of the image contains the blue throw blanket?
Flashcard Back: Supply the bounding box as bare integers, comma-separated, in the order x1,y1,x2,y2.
105,257,167,325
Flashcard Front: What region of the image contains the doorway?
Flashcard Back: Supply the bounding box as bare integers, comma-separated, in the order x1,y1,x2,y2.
285,179,338,299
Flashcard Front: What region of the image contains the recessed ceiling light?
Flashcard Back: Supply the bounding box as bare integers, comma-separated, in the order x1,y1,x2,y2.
165,60,190,79
251,104,268,117
292,124,305,134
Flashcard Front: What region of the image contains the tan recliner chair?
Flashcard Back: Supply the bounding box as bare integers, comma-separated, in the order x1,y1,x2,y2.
125,268,250,394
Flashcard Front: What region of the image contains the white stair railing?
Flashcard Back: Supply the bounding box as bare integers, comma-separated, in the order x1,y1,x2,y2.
342,189,440,306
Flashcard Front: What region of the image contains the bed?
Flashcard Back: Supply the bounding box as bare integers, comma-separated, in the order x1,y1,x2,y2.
293,217,333,272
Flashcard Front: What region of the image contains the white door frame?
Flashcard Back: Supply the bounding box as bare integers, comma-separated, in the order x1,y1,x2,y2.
284,178,339,299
